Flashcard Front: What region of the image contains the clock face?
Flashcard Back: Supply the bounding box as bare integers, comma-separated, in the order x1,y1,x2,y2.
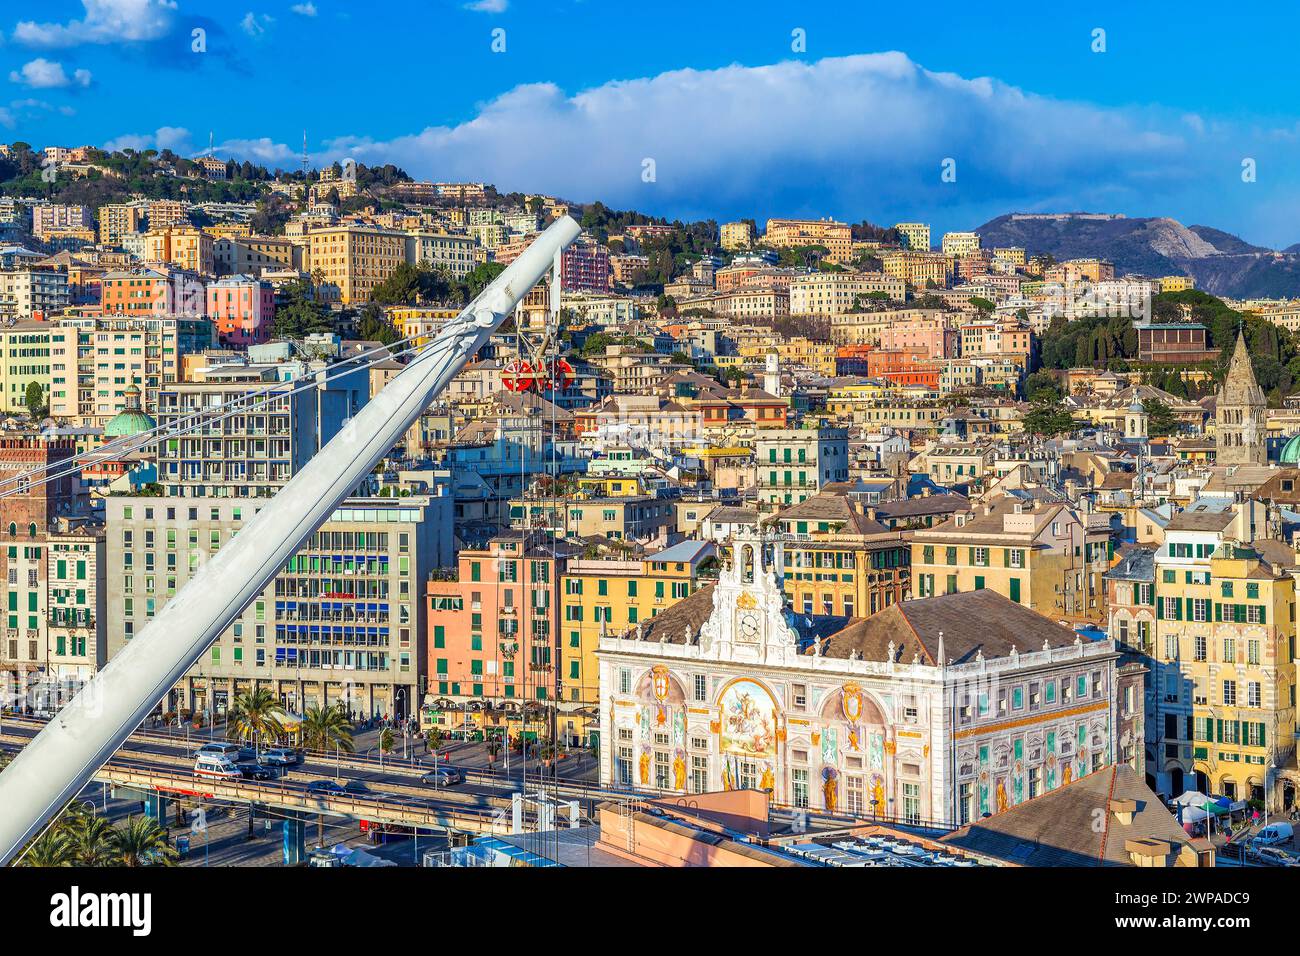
739,612,760,641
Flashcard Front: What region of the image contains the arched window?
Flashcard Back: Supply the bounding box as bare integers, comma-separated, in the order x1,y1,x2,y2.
28,523,37,539
741,545,754,584
6,522,14,538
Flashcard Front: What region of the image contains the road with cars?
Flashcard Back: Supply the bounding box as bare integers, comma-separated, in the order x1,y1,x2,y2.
0,714,631,834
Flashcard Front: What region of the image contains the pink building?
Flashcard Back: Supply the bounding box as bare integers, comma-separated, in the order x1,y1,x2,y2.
206,275,275,346
877,321,959,359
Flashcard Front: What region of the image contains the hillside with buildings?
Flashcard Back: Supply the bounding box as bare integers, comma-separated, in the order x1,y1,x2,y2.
976,212,1300,298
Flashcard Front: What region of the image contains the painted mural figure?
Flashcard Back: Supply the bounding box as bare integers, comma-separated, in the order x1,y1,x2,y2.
760,764,774,792
868,732,884,771
672,751,687,790
996,779,1008,813
639,748,651,785
719,680,777,757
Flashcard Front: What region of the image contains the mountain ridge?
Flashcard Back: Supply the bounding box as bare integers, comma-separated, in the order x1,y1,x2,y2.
975,213,1300,299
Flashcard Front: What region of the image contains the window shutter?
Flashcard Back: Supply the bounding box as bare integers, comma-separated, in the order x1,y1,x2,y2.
1260,605,1267,625
1260,722,1267,747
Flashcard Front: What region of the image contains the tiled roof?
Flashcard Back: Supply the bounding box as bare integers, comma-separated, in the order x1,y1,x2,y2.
941,766,1198,867
822,590,1083,665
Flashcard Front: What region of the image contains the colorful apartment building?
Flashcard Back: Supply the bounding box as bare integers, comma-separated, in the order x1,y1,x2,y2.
307,224,405,304
911,498,1113,624
206,274,275,346
424,533,569,736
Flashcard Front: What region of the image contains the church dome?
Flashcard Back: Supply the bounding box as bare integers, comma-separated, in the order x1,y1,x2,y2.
1280,433,1300,465
104,381,156,439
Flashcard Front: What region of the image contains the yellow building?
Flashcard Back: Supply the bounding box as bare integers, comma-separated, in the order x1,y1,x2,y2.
768,493,911,617
911,498,1113,624
881,249,953,287
386,306,460,347
307,224,405,304
893,222,931,251
1140,504,1297,803
941,231,981,256
737,337,836,376
0,320,52,414
559,541,716,740
788,272,906,316
143,226,214,276
720,221,755,251
98,204,146,246
1158,275,1195,294
764,218,852,263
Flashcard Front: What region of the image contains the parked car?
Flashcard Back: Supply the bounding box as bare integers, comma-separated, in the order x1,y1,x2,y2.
421,766,465,786
238,763,274,781
306,780,346,796
262,747,302,767
342,780,373,795
1250,845,1300,867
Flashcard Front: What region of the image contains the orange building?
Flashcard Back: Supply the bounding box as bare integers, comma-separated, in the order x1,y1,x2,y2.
423,533,568,734
866,347,941,389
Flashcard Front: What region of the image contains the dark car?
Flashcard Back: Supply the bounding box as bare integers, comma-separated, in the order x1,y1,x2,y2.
421,766,465,786
342,780,374,796
306,779,347,796
238,763,274,781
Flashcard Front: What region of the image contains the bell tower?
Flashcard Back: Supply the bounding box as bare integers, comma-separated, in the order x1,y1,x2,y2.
698,531,800,662
1215,327,1267,467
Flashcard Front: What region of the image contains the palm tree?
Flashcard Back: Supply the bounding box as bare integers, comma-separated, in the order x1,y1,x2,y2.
66,811,117,866
112,816,178,867
300,704,354,754
18,830,73,867
226,688,286,759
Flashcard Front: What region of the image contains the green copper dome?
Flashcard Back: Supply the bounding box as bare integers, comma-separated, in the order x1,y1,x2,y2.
1280,433,1300,465
104,381,156,438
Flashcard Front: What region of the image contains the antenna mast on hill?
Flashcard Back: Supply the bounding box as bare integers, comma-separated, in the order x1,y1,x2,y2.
302,130,309,176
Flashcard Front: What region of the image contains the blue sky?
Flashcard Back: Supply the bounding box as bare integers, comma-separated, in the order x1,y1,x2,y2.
5,0,1300,247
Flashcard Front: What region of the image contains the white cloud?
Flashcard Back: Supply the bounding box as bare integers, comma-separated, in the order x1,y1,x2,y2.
290,2,318,16
465,0,508,12
211,136,298,164
8,58,92,89
311,53,1200,224
14,0,176,48
197,52,1300,245
240,12,275,37
104,126,193,154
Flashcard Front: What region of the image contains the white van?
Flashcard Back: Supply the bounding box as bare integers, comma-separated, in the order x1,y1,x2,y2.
194,754,242,779
195,742,242,762
1253,822,1294,846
